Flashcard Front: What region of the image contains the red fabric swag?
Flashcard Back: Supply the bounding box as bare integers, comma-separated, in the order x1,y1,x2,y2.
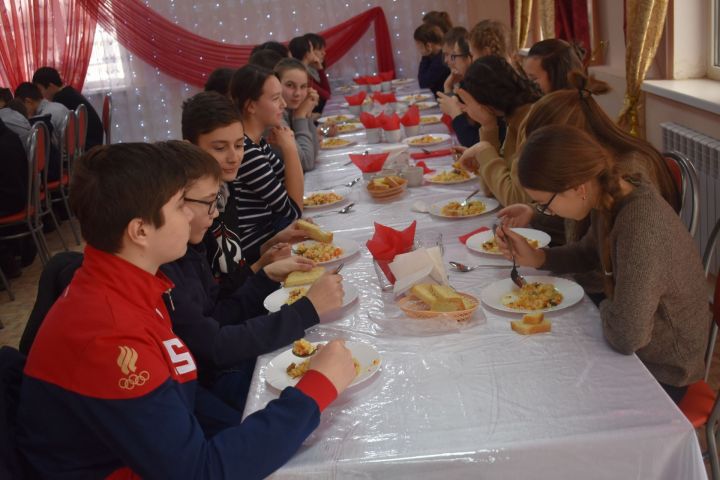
78,1,395,87
554,0,591,65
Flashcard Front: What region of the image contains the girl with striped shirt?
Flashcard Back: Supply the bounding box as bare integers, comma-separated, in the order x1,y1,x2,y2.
229,65,305,264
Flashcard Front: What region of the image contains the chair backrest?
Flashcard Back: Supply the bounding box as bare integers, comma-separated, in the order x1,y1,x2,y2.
25,123,48,224
663,151,700,237
74,104,88,157
703,217,720,381
102,93,112,145
61,110,77,181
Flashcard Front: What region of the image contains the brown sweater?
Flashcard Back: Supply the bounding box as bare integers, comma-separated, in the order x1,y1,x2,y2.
542,184,709,386
474,103,533,206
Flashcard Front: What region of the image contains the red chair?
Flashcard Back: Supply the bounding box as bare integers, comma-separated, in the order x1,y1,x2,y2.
664,151,700,237
102,93,112,145
0,123,52,299
75,103,88,158
47,110,81,245
679,216,720,479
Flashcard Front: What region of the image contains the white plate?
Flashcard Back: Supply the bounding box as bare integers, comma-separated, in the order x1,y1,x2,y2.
424,170,476,185
302,189,348,209
265,341,381,390
415,101,439,110
428,197,499,218
320,139,356,150
399,93,433,103
403,133,452,147
335,122,364,134
263,283,359,313
466,228,552,255
292,237,361,265
318,114,357,124
480,275,585,314
419,114,442,125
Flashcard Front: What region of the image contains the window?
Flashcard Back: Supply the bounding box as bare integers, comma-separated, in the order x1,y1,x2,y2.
83,24,126,93
710,0,720,80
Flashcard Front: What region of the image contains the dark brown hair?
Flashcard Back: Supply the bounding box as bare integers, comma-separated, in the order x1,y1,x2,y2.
443,26,469,55
527,39,585,92
274,58,308,80
229,64,275,115
248,49,284,71
518,125,622,296
469,20,513,59
181,91,242,144
159,140,222,185
69,143,186,253
423,11,452,33
460,55,542,116
204,67,235,96
413,23,444,45
521,71,679,211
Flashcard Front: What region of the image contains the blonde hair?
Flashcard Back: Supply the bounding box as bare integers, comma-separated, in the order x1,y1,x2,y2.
469,20,513,59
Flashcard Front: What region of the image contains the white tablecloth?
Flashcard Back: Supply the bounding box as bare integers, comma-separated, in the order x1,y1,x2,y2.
244,82,707,479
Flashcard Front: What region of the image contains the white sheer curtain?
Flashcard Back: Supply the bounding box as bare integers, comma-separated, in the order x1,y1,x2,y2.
83,0,469,143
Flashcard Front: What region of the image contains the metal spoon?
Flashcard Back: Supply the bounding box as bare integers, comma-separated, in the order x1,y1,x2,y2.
448,261,510,273
460,188,481,208
321,177,361,190
309,202,355,219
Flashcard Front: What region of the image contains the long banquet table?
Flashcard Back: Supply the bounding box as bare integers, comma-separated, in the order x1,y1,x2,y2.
244,81,707,479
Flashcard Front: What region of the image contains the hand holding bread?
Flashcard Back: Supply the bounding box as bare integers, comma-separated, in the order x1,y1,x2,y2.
264,256,315,283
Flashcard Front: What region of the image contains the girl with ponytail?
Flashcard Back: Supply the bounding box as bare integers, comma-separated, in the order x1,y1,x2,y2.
495,125,709,404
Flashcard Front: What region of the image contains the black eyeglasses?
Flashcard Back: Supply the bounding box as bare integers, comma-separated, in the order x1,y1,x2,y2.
535,193,557,215
450,53,470,61
185,192,221,216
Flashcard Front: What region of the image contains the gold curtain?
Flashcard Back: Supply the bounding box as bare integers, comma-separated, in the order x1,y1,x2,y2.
618,0,669,136
512,0,534,50
538,0,555,39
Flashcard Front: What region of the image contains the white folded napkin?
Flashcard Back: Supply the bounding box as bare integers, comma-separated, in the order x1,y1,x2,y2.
389,246,448,296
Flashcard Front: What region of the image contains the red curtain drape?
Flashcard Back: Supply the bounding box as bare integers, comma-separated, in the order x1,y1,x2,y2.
78,0,395,87
0,0,96,90
554,0,590,63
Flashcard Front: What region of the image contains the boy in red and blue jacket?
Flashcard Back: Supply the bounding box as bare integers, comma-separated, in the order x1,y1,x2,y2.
17,143,357,479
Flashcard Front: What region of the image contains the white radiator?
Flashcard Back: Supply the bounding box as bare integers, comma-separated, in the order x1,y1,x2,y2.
661,122,720,274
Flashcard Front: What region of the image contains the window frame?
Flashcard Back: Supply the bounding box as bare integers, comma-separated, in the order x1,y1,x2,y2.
709,0,720,80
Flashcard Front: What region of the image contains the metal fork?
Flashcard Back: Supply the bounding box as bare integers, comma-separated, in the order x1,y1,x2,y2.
460,188,481,208
493,222,527,288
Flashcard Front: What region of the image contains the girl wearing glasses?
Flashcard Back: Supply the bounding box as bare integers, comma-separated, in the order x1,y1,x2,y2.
495,125,708,405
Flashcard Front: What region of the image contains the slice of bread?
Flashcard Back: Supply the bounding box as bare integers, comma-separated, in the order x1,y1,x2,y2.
431,298,465,312
410,284,437,306
511,319,552,335
522,312,544,325
285,266,326,287
431,284,462,301
297,219,333,243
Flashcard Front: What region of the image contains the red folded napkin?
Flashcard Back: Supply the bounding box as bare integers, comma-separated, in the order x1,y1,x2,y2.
379,70,395,81
366,221,417,284
345,91,367,106
349,152,389,173
372,92,397,105
410,148,454,160
441,113,455,134
400,105,420,126
353,76,369,85
378,112,401,131
359,112,380,129
458,226,490,245
415,161,435,174
367,75,383,85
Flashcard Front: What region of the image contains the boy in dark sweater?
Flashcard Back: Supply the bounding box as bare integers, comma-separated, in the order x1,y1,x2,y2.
159,141,345,412
32,66,104,149
17,142,356,479
414,23,451,95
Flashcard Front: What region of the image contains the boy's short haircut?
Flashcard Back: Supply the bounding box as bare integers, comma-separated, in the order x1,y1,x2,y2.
0,87,12,105
413,24,444,45
181,91,242,144
159,140,222,184
32,67,64,88
248,49,284,71
69,143,186,253
14,82,42,101
251,41,289,58
7,99,27,117
288,36,311,60
305,33,325,49
204,68,235,96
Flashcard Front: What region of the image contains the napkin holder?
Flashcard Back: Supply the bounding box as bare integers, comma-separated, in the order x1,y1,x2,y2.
390,246,448,296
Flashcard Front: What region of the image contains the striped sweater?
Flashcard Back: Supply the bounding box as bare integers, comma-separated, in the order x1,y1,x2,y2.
230,135,301,263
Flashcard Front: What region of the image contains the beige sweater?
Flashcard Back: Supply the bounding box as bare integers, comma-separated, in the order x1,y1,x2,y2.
473,103,533,206
542,184,709,386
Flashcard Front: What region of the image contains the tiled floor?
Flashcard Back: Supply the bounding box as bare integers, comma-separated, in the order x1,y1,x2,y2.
0,221,718,476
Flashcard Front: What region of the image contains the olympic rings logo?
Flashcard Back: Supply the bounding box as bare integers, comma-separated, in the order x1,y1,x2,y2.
118,370,150,390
